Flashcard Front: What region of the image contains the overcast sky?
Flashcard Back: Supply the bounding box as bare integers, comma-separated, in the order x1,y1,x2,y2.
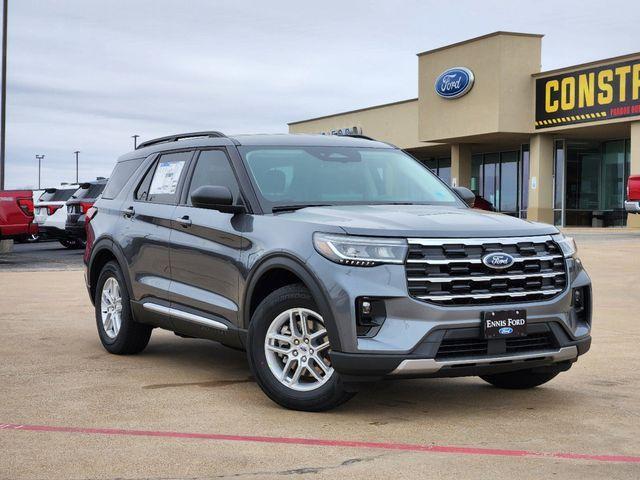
1,0,639,188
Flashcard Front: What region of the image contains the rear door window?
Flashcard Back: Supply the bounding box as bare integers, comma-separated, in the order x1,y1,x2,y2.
102,158,144,200
135,151,192,204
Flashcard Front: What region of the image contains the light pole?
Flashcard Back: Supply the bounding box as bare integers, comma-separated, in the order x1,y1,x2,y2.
132,134,139,149
0,0,8,190
35,154,44,189
74,150,79,183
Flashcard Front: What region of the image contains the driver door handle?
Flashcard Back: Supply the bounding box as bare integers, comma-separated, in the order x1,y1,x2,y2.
175,215,192,228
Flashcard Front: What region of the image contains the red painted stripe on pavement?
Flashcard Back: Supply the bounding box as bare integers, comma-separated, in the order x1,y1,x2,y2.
1,423,639,464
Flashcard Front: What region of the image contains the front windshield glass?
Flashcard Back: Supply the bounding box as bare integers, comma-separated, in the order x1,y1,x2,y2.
239,146,462,211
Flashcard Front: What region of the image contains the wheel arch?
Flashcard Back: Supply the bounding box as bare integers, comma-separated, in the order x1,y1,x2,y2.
243,254,342,351
88,238,134,305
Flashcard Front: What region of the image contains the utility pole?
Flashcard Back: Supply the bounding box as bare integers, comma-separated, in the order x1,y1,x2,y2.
74,150,80,183
132,134,139,149
35,154,44,189
0,0,8,190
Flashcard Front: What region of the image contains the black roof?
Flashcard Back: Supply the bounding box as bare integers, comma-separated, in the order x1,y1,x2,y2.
118,133,395,162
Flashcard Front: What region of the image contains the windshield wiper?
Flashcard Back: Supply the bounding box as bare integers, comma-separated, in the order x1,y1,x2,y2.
271,204,333,213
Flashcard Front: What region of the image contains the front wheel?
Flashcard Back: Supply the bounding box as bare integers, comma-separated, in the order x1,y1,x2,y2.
480,368,560,389
247,284,354,411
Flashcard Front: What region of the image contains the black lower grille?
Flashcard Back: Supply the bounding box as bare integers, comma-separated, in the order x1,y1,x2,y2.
436,332,556,360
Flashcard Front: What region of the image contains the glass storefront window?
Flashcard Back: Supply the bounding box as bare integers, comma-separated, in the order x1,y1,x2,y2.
471,154,483,195
483,153,498,208
499,151,518,215
438,158,451,186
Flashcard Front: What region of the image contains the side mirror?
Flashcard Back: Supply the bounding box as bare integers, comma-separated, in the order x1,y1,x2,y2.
190,185,245,214
452,186,476,207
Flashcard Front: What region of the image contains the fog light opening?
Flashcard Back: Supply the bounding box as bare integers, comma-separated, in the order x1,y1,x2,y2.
355,297,386,337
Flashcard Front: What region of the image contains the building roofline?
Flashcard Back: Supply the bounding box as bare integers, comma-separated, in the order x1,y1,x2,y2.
533,50,640,77
287,98,418,126
416,31,543,57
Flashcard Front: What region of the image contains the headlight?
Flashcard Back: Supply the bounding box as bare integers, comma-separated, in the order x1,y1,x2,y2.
313,233,408,266
552,233,577,258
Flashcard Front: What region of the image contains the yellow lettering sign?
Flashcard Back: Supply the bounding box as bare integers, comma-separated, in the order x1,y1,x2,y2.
615,65,631,102
561,77,575,110
578,73,595,108
633,63,640,100
597,69,613,104
545,80,559,113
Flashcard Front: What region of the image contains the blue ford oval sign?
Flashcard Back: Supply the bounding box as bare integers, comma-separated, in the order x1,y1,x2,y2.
499,327,514,335
434,67,475,99
482,252,515,270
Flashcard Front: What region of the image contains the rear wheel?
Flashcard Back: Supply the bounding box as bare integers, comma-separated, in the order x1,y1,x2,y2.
247,284,354,411
480,368,560,389
95,261,152,354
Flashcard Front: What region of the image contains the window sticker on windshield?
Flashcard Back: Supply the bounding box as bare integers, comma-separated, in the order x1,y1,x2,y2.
149,160,185,195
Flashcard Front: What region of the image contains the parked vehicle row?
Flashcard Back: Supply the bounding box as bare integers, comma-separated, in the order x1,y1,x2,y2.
0,179,107,248
33,179,107,248
85,132,592,411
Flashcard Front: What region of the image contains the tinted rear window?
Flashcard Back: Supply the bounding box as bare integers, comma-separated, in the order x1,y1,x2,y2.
72,183,106,200
39,188,78,202
102,158,144,200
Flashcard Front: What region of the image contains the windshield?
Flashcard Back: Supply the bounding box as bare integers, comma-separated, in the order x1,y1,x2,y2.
239,146,462,211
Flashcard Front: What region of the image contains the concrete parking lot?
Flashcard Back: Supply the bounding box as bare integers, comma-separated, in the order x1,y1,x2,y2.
1,230,639,479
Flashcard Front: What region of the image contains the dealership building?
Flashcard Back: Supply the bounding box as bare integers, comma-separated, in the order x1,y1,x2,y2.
288,31,640,228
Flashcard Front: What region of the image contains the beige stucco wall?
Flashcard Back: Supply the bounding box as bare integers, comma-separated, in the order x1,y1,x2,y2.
288,99,428,149
418,32,542,143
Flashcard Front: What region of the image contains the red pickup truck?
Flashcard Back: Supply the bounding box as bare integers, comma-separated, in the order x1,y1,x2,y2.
0,190,38,241
626,175,640,214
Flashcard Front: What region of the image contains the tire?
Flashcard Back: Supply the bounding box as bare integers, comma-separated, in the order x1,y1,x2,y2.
480,368,560,389
59,239,76,249
247,284,355,411
94,260,152,355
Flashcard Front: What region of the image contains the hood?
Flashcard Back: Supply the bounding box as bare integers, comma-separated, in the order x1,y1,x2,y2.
275,205,558,238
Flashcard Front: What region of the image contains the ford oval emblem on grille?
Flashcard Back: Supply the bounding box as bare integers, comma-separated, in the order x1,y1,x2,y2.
482,252,515,270
499,327,513,335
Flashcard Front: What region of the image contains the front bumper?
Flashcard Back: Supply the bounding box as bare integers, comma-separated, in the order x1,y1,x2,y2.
625,200,640,213
331,324,591,380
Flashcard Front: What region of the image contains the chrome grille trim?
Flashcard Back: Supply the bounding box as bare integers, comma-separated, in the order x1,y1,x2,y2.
408,271,565,283
416,288,563,301
407,236,556,246
407,254,563,265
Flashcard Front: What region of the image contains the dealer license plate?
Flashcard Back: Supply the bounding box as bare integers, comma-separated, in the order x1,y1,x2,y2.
483,310,527,339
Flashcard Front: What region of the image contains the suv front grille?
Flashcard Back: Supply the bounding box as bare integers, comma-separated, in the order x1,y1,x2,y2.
406,236,567,306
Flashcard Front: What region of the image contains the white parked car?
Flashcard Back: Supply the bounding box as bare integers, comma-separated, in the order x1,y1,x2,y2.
34,184,83,248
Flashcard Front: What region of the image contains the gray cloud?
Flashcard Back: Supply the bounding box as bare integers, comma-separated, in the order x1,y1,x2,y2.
2,0,639,188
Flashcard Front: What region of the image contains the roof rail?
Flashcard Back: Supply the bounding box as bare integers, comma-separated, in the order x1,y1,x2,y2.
342,134,377,141
136,131,227,150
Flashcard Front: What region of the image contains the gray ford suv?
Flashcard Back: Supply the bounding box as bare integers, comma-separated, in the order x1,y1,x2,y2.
84,132,592,411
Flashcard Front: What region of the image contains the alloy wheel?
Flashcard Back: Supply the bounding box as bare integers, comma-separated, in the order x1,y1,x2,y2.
100,277,123,339
264,308,334,392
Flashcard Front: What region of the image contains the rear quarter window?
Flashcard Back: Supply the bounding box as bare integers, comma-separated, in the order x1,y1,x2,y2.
102,158,144,200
